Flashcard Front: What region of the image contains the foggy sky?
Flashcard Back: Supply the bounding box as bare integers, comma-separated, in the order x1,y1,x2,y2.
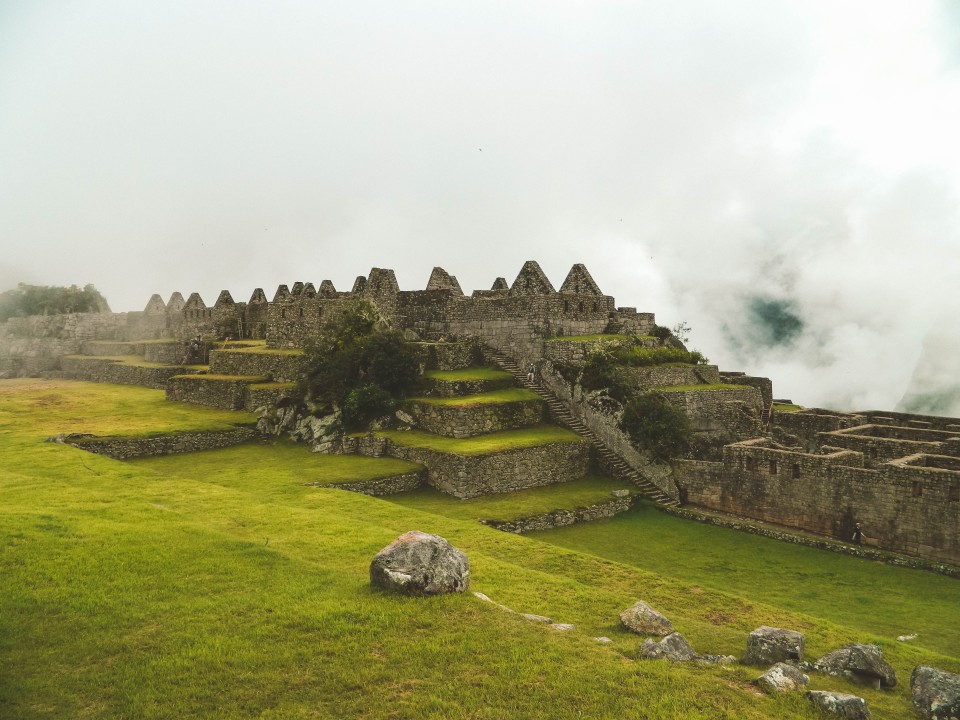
1,1,959,412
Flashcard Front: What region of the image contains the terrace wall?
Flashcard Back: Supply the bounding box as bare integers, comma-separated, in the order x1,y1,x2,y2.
404,398,544,439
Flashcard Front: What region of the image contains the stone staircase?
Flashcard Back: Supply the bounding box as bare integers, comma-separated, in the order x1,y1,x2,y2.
483,346,681,508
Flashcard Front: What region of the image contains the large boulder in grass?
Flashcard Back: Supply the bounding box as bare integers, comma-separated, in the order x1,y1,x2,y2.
814,644,897,689
911,666,960,719
639,632,697,662
370,531,470,596
806,691,870,719
756,662,810,694
745,626,805,665
619,600,674,636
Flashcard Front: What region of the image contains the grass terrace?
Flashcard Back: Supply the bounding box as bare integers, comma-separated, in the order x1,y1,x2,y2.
387,475,632,523
172,374,270,382
373,424,583,456
408,388,540,407
129,440,423,493
773,403,804,413
222,345,303,356
247,381,297,391
656,383,747,392
421,367,513,382
64,354,208,371
2,379,958,719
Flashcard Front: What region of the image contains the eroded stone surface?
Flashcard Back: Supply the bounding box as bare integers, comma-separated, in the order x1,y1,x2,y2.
756,662,809,694
814,643,897,688
639,632,697,662
806,691,870,719
745,626,804,665
369,531,469,596
619,600,674,636
911,665,960,719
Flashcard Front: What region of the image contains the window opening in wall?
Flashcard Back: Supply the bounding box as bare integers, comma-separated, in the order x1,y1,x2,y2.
318,306,323,318
564,300,569,312
592,301,598,311
746,457,757,471
280,308,285,319
578,301,584,312
792,463,800,479
950,485,960,502
870,447,878,459
299,307,303,318
769,459,778,475
912,481,923,497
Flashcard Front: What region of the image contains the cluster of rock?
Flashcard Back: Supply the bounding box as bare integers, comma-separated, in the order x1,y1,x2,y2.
256,399,342,453
369,535,960,719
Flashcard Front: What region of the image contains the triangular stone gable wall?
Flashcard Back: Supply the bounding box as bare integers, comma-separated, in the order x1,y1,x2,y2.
491,277,509,291
272,285,292,303
509,261,555,296
301,283,317,299
559,264,603,296
248,288,268,304
366,268,399,295
426,267,464,294
167,292,186,312
351,276,367,294
144,294,166,314
290,281,304,297
215,290,235,307
184,292,206,310
318,280,337,297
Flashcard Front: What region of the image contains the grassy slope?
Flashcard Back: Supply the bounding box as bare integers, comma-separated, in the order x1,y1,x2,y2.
408,388,540,406
375,424,583,455
1,379,958,719
421,368,512,382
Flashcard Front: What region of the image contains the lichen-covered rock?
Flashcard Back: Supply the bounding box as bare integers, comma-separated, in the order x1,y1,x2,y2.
639,632,697,662
745,626,804,665
756,662,809,694
619,600,674,636
911,665,960,719
814,644,897,688
369,531,469,596
806,690,870,719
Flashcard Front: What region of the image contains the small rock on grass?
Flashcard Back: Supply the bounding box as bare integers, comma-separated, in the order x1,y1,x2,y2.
619,600,674,636
806,690,870,719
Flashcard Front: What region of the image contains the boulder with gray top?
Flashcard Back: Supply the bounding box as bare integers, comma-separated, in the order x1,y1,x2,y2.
745,626,804,665
639,632,697,662
806,691,870,719
619,600,674,636
814,643,897,689
756,662,809,694
370,530,470,596
911,665,960,719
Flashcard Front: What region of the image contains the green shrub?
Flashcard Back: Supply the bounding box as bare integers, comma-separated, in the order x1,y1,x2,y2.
650,325,672,341
611,345,708,367
297,300,420,430
619,392,691,462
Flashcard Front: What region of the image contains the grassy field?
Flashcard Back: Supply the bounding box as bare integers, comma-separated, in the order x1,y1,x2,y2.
373,424,583,455
421,367,512,382
1,379,958,719
408,388,540,407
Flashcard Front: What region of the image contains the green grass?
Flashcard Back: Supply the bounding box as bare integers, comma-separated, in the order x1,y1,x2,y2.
248,381,296,391
656,384,746,392
1,379,957,719
532,504,960,657
375,424,584,456
774,403,804,413
421,367,512,382
387,475,631,522
129,440,423,489
408,388,539,407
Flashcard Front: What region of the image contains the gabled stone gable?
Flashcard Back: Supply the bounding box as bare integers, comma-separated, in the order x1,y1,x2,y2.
215,290,235,307
426,267,464,294
248,288,268,304
509,260,556,296
144,294,166,314
559,264,603,296
166,292,186,312
272,285,291,303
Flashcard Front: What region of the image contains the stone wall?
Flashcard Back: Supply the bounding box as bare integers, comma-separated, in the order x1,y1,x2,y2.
343,433,591,499
541,336,643,364
772,409,866,452
672,438,960,564
661,386,763,439
245,383,296,411
414,340,481,371
418,374,514,398
819,425,960,467
58,356,199,390
720,372,773,409
618,364,722,390
481,494,635,533
67,428,258,459
537,359,679,501
322,469,425,496
404,397,543,439
167,375,266,410
208,349,305,382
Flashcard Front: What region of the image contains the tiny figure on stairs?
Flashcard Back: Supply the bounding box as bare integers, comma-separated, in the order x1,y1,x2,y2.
526,362,535,383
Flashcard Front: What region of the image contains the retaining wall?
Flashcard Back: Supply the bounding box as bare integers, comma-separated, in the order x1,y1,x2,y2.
404,398,543,439
481,494,635,533
67,428,258,459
